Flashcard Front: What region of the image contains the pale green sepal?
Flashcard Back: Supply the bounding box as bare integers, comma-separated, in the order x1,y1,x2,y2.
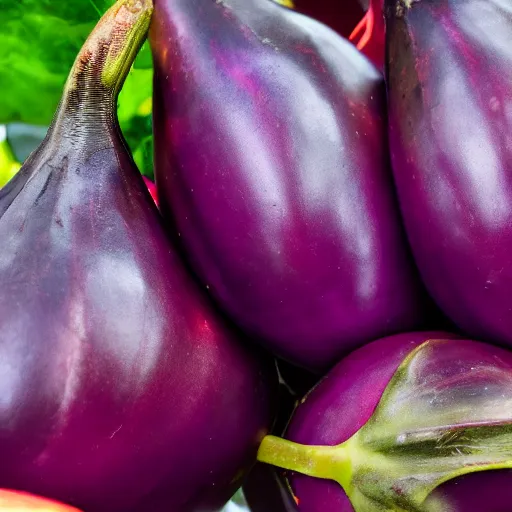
344,339,512,511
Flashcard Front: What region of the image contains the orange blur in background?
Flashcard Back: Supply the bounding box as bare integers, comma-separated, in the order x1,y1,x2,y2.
0,490,81,512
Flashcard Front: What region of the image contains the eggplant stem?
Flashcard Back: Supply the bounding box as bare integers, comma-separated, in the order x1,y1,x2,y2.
47,0,153,150
257,435,352,488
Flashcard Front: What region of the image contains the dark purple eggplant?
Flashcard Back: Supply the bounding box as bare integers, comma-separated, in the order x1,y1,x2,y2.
0,1,276,511
150,0,430,373
257,331,512,511
385,0,512,347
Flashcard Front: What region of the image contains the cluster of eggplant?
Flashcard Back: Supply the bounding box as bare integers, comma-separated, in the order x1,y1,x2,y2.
0,0,511,511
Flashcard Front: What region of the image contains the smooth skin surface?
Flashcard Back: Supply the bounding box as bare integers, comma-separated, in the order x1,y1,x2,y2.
386,0,512,348
151,0,428,372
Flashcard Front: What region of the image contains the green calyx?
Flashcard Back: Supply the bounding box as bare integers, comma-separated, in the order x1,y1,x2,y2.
258,339,512,512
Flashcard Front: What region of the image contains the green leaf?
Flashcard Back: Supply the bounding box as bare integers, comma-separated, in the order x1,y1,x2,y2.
0,0,153,176
0,137,21,188
0,0,110,124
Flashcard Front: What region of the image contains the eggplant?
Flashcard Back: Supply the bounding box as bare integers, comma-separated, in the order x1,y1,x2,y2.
385,0,512,347
0,1,276,511
257,331,512,511
150,0,429,372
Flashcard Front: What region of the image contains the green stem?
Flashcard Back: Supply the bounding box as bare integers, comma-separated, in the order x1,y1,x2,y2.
67,0,153,96
257,435,352,489
50,0,153,147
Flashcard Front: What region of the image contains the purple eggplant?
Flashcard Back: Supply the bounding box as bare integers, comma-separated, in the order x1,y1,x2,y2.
0,1,276,511
385,0,512,347
257,331,512,511
150,0,430,373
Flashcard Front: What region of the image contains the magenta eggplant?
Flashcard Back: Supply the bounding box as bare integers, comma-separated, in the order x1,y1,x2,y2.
150,0,428,372
258,331,512,511
0,2,276,511
386,1,512,346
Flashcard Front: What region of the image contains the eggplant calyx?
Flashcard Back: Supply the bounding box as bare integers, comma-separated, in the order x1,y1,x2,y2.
345,417,512,511
258,339,512,511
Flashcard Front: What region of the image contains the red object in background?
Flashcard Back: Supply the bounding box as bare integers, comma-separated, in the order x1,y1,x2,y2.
0,490,81,511
287,0,385,71
349,0,385,70
143,176,159,207
292,0,364,39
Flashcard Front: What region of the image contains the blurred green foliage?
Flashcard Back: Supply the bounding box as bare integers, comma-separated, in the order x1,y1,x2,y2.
0,0,154,182
0,137,21,186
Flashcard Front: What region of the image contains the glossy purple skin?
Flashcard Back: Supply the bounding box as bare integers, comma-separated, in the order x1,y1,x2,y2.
285,331,512,511
151,0,428,372
0,110,276,511
386,0,512,347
